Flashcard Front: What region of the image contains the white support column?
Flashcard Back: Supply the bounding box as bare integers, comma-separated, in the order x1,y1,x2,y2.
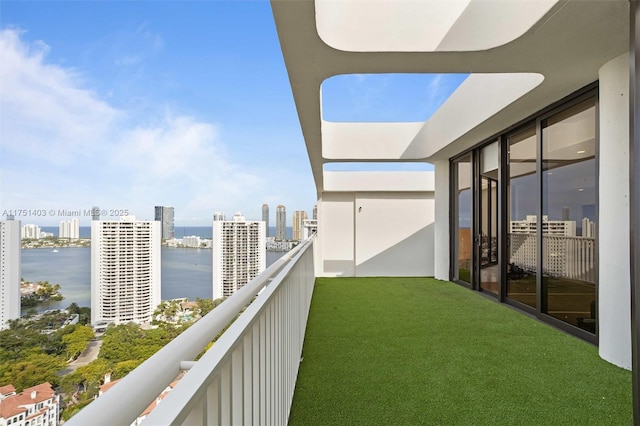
599,52,632,369
434,160,451,281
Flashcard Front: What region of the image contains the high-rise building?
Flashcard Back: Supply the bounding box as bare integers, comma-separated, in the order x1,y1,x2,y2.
91,216,161,325
154,206,175,240
312,204,317,220
213,211,226,222
21,224,42,240
276,205,286,241
0,218,20,330
59,218,79,239
262,204,269,237
292,210,308,241
212,212,266,299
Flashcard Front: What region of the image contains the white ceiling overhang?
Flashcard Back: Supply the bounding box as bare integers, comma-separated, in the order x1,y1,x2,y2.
270,0,629,195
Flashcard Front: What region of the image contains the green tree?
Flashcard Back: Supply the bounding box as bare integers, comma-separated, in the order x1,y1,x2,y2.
62,325,94,360
196,297,225,317
0,353,65,392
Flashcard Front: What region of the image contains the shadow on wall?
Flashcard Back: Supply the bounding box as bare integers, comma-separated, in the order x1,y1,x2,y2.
323,224,434,277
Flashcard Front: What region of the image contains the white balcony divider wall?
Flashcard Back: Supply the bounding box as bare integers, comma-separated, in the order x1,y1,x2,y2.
68,237,316,426
318,188,435,278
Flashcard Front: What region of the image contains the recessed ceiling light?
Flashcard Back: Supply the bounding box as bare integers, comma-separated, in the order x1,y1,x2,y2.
578,188,584,191
577,150,586,154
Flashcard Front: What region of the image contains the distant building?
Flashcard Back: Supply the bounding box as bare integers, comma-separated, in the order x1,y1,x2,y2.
21,224,42,240
154,206,175,240
212,212,266,299
59,218,79,239
262,204,270,237
276,205,286,241
91,216,161,325
266,237,296,252
312,204,317,220
0,382,60,426
182,235,201,248
0,218,20,330
213,211,225,222
302,219,318,240
292,210,308,241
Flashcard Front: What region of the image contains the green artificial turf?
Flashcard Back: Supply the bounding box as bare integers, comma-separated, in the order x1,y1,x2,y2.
288,277,632,425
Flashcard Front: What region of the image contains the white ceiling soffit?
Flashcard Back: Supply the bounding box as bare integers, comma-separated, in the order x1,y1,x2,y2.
315,0,560,52
322,73,544,161
324,171,435,192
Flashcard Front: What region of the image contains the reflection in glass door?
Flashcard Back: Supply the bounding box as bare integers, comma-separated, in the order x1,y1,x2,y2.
541,98,597,332
479,142,499,295
453,154,472,285
506,127,538,309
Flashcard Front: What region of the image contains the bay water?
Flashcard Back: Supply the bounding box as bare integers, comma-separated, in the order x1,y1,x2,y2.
21,245,287,315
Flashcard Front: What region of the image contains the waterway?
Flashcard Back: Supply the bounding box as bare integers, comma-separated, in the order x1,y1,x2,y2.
21,247,287,314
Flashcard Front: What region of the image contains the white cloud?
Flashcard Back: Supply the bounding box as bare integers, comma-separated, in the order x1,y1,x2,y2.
0,28,120,165
0,28,271,224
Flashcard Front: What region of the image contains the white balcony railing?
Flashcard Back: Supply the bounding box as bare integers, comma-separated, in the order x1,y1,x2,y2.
68,236,316,426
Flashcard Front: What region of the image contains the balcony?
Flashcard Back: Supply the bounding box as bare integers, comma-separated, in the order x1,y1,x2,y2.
68,236,631,425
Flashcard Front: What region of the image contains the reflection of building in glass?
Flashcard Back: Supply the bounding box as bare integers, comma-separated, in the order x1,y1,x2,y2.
509,215,595,283
510,215,576,236
212,213,266,299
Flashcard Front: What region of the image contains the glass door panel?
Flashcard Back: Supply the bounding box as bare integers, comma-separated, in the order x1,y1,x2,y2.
454,154,472,285
507,127,537,308
541,98,597,332
479,142,499,295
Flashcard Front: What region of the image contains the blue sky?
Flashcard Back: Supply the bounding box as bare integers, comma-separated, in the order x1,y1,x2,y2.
0,1,465,226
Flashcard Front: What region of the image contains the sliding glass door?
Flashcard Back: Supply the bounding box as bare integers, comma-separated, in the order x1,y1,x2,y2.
451,87,598,340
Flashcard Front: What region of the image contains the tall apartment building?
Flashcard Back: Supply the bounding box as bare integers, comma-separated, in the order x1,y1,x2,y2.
213,211,226,222
59,218,79,239
292,210,308,241
91,216,161,325
0,218,20,330
154,206,175,240
21,224,42,240
312,204,317,220
276,205,286,241
262,204,269,237
212,213,266,300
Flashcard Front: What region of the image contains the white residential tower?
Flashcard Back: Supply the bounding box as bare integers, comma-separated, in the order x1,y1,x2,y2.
0,218,21,330
212,212,266,299
91,216,161,325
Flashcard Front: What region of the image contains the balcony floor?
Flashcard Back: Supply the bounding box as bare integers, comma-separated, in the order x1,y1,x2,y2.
289,277,631,425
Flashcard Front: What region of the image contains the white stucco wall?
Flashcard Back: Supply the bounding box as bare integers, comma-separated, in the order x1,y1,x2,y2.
433,160,451,281
354,192,434,277
598,53,631,369
318,193,355,277
317,191,435,277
